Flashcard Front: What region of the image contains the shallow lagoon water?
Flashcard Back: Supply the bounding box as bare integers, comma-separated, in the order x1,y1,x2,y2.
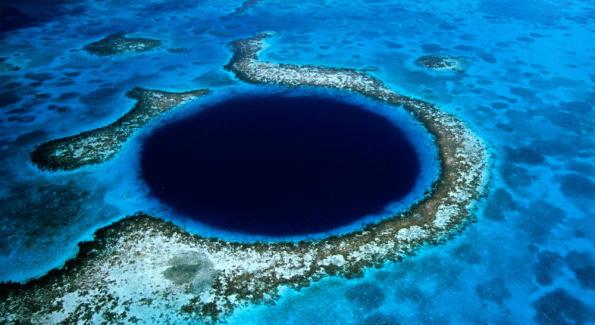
0,0,594,323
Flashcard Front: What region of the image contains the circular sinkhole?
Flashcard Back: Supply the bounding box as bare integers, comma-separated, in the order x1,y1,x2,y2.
140,93,431,237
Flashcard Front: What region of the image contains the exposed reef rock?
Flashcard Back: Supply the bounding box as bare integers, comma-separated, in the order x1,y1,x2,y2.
1,33,488,323
415,55,465,73
83,32,162,56
0,58,20,73
30,87,210,171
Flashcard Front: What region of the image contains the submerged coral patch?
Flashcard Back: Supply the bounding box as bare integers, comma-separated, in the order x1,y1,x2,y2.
415,55,466,73
0,33,488,323
0,58,20,73
83,32,162,56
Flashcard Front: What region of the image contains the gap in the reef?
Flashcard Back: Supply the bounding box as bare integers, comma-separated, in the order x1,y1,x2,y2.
139,90,430,237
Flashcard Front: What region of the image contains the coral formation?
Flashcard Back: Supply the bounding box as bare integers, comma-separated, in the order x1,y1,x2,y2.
1,33,488,323
84,32,162,56
415,55,465,72
30,87,210,170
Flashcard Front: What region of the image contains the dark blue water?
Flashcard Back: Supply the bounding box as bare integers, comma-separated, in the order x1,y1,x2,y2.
140,95,421,236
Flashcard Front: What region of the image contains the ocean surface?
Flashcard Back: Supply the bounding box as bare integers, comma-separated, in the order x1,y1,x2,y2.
0,0,594,324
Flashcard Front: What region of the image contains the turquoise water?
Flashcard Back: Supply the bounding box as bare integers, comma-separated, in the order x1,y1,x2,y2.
0,0,594,323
